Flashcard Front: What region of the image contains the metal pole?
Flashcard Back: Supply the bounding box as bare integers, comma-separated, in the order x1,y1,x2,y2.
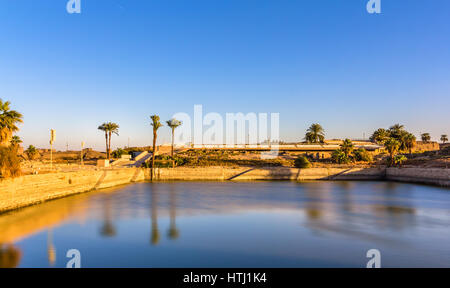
50,129,55,170
50,142,53,170
81,141,85,166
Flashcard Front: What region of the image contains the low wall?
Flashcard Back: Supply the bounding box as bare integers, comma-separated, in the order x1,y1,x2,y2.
386,168,449,187
414,141,440,152
0,166,447,214
153,167,385,181
0,168,147,213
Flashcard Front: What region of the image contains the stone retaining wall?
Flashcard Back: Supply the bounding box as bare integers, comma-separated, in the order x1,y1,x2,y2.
153,167,385,181
0,168,147,213
386,167,449,187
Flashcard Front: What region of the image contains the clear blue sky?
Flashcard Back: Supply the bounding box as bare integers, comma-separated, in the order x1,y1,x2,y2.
1,0,449,150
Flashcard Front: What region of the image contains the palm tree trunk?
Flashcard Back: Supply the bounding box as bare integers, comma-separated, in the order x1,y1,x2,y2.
152,130,157,179
105,132,109,160
108,131,112,160
171,128,175,168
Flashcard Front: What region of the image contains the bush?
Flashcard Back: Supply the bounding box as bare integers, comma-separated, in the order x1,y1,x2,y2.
111,148,127,159
294,155,312,168
155,155,172,161
0,146,21,179
142,160,171,168
331,149,350,164
393,155,407,167
353,148,373,162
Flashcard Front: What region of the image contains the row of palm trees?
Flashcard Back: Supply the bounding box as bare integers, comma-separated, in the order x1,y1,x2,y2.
98,116,182,169
307,123,448,166
97,122,120,160
150,116,182,169
304,123,447,146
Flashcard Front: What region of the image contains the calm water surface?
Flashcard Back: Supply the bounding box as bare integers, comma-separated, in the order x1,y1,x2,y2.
0,181,449,268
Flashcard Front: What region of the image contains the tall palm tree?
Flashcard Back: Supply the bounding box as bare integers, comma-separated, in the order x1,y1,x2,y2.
304,123,325,144
421,133,431,143
340,139,354,158
384,138,400,166
150,115,163,174
404,133,416,154
0,99,23,146
166,118,182,168
98,124,108,159
98,122,119,160
440,134,448,144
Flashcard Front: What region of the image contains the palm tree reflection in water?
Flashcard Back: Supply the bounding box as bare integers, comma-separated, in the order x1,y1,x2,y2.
167,186,179,240
0,244,22,268
47,229,56,266
100,194,116,237
150,186,160,245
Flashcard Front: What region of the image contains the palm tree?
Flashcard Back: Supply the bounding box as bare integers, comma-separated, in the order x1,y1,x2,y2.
97,124,108,159
25,145,37,160
98,122,119,160
440,134,448,144
304,123,325,144
397,130,410,151
421,133,431,143
404,133,416,154
166,118,182,168
388,124,405,139
340,139,354,158
384,138,400,166
0,99,23,146
370,128,389,144
150,115,163,174
10,136,22,147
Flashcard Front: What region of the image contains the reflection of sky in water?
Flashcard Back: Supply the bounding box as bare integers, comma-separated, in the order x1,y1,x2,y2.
0,181,449,267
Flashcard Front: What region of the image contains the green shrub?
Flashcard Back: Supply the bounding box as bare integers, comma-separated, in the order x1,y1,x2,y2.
393,155,407,167
353,148,373,162
0,146,21,179
155,154,172,161
142,160,172,168
294,155,312,168
111,148,126,158
331,149,350,164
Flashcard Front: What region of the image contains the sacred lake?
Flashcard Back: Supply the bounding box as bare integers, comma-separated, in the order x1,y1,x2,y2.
0,181,448,268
